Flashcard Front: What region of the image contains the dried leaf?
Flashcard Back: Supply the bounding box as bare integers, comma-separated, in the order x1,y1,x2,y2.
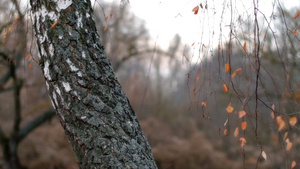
225,64,230,72
262,151,267,160
110,13,113,18
271,111,275,119
218,44,221,50
224,118,228,126
294,11,300,21
283,132,288,140
239,137,246,148
294,30,298,36
104,26,108,31
29,61,32,68
192,6,199,14
291,161,296,169
272,104,275,110
201,102,207,106
241,121,247,130
200,3,203,9
234,127,239,137
239,110,247,118
289,117,297,127
105,16,109,21
243,42,247,51
226,103,233,114
223,84,228,93
25,55,31,60
276,116,286,131
285,138,293,152
224,129,228,135
50,20,59,29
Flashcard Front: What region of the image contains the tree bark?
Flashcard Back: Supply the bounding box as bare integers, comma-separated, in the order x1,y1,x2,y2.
30,0,157,168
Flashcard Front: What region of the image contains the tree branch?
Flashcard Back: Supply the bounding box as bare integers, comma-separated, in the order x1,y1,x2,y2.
17,109,56,142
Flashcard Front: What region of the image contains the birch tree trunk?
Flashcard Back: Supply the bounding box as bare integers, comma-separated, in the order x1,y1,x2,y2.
30,0,157,168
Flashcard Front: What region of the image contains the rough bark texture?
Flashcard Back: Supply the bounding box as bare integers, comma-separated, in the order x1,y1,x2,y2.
30,0,157,168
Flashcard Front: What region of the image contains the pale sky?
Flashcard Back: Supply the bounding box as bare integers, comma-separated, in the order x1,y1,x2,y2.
127,0,299,50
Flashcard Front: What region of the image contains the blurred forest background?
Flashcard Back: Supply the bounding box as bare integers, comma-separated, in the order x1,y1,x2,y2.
0,0,300,169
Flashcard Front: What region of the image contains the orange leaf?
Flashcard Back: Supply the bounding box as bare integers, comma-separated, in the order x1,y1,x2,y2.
241,121,247,130
239,110,247,118
29,61,32,68
291,161,296,169
225,64,230,72
289,117,297,127
201,102,207,106
243,42,247,51
50,20,59,29
294,30,298,36
218,44,221,50
271,111,275,119
285,138,293,152
234,127,239,137
110,13,113,18
104,26,108,31
25,55,31,60
239,137,247,148
226,103,233,114
276,116,286,131
192,6,199,15
224,129,228,135
294,11,300,21
105,16,109,21
236,68,242,73
223,84,228,93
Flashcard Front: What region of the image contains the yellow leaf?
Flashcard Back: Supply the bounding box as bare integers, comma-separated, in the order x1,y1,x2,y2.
239,110,247,118
239,137,246,148
226,103,233,114
234,127,239,137
225,63,230,72
241,121,247,130
223,84,228,93
291,161,296,169
276,116,286,131
289,117,297,127
262,151,267,160
285,138,293,152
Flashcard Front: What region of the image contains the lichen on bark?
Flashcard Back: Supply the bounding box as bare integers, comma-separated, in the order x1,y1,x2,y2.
30,0,157,168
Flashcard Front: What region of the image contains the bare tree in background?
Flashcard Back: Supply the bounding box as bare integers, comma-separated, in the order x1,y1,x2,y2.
0,1,56,168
